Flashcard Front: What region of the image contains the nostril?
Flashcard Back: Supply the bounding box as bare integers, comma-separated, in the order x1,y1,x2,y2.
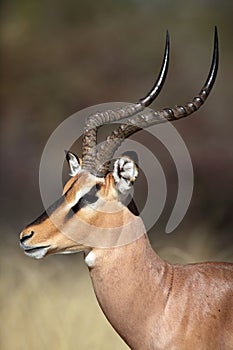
20,231,34,244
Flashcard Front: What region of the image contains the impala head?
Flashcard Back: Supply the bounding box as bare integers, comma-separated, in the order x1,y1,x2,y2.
20,28,219,259
20,152,140,259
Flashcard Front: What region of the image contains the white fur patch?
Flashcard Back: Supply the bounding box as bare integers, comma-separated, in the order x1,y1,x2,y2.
85,250,96,268
24,246,50,260
66,152,81,176
67,172,104,208
113,157,138,194
68,186,89,208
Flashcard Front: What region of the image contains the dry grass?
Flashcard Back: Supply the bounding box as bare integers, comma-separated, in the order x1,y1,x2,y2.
1,228,232,350
0,246,128,350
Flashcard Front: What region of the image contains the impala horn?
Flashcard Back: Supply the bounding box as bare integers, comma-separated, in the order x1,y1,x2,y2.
83,28,218,177
81,31,170,175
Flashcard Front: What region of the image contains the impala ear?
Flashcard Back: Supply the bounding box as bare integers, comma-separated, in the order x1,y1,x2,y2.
65,151,81,176
113,155,138,194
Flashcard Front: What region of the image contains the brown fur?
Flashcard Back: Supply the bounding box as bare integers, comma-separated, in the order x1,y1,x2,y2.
20,171,233,350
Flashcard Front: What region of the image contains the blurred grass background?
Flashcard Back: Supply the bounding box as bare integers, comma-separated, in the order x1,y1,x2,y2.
1,1,233,349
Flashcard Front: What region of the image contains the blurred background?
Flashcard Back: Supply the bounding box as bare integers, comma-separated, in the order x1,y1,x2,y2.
1,1,233,349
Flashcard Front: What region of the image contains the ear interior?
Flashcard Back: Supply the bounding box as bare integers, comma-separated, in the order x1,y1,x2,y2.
113,156,138,194
65,151,81,176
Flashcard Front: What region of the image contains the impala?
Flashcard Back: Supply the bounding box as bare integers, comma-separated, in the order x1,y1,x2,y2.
20,28,233,350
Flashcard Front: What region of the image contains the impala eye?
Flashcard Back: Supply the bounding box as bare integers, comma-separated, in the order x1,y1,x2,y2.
82,185,99,204
69,186,99,215
82,193,98,204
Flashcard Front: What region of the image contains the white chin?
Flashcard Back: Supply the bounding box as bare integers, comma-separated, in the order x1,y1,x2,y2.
24,246,50,259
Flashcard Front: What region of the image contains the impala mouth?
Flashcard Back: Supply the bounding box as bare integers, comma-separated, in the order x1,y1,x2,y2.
22,245,51,259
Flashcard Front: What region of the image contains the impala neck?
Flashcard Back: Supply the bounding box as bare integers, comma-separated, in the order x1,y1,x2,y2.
87,233,171,349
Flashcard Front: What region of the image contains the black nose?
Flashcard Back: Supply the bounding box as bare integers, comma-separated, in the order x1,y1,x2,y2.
20,231,34,244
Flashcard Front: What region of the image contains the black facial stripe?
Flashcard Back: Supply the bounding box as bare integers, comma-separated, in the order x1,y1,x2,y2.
27,196,65,227
27,184,100,227
68,199,83,216
65,185,99,220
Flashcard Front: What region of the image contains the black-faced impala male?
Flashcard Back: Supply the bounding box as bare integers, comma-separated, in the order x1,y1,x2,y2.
20,28,233,350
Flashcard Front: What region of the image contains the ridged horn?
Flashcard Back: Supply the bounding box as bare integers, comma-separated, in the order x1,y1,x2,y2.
95,27,219,176
81,31,170,175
